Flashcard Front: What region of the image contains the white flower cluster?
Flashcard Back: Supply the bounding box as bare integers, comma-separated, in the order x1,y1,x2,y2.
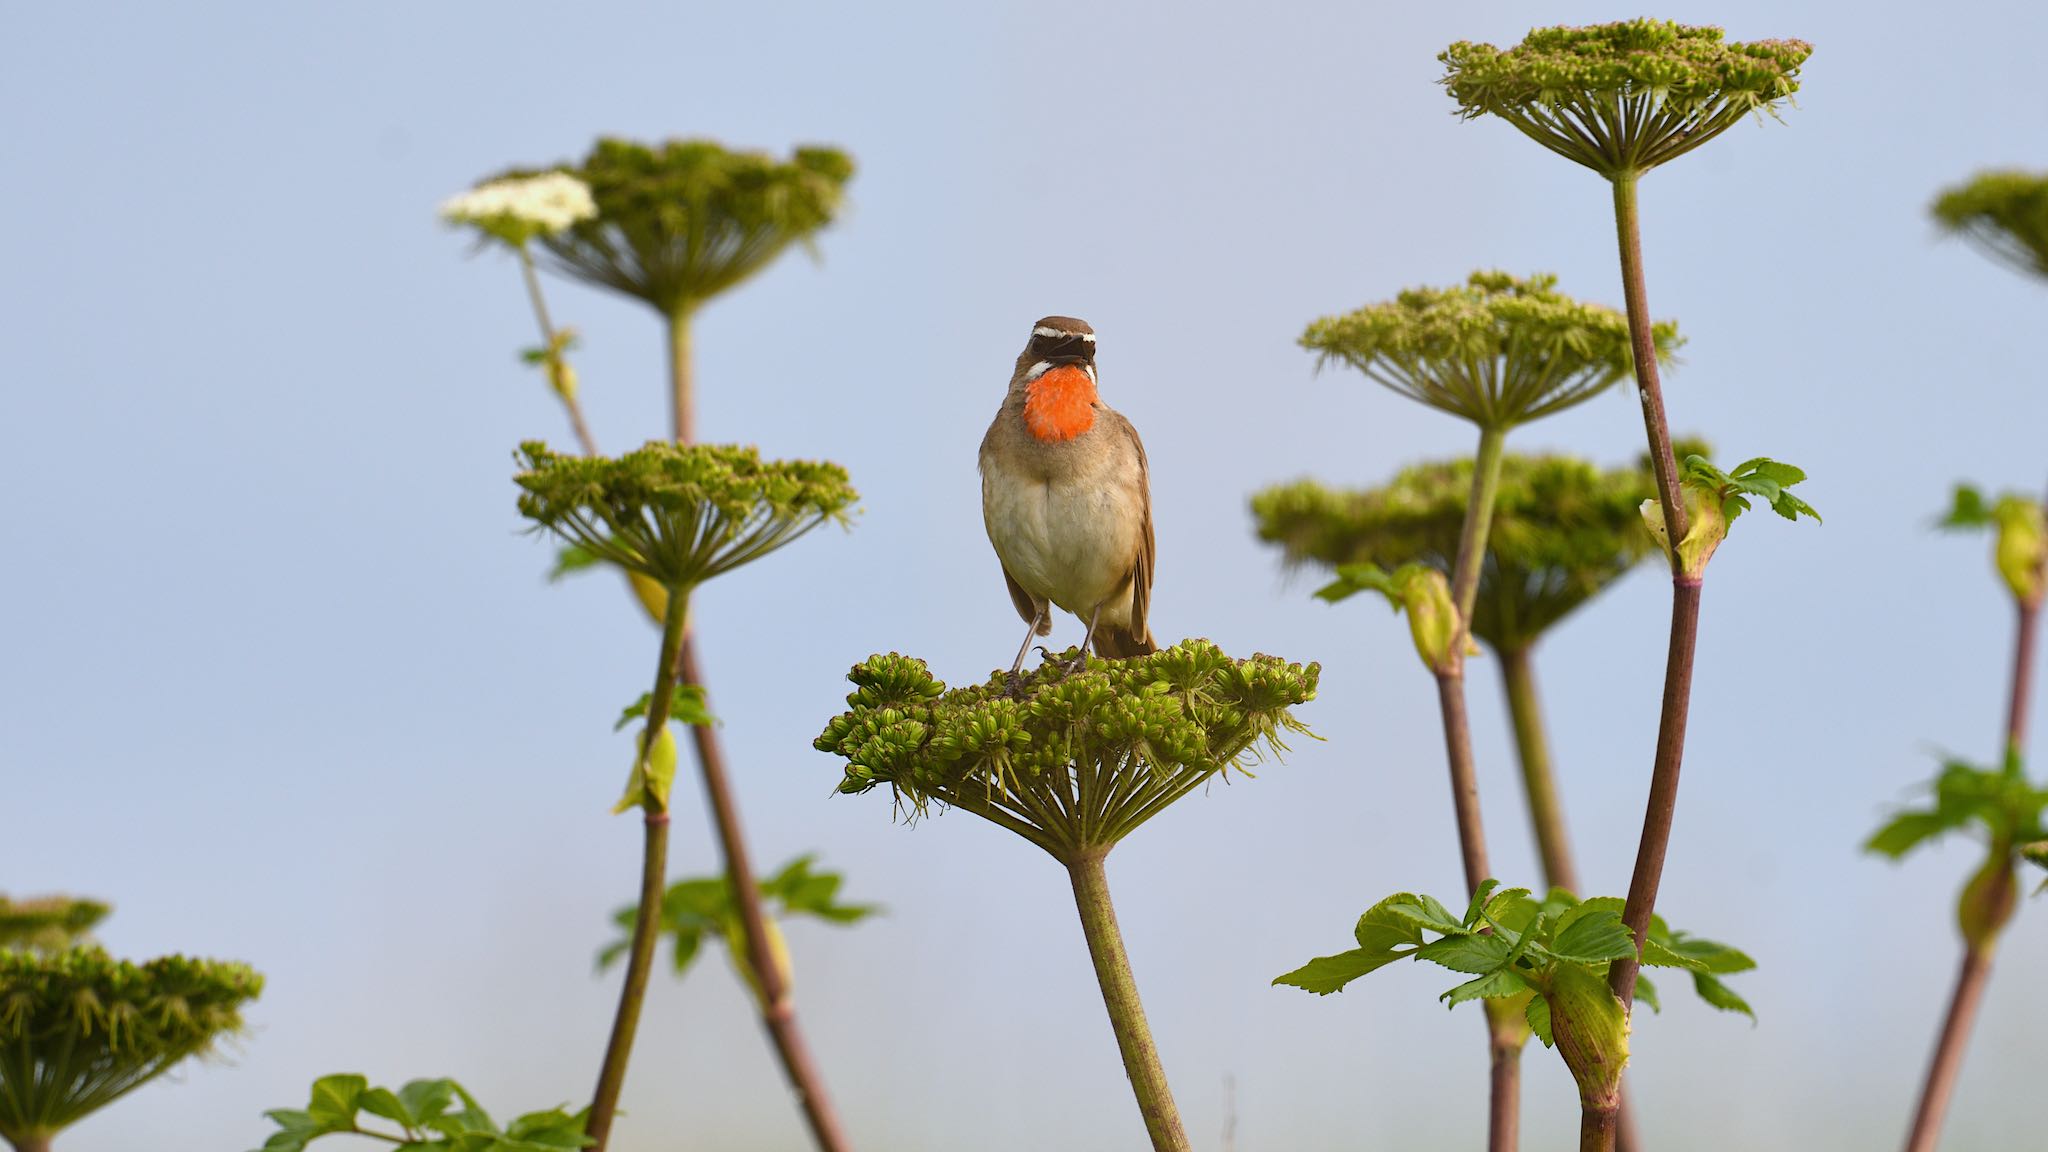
439,172,597,236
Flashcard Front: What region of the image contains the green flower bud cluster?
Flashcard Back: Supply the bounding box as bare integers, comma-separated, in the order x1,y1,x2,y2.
1941,484,2047,606
514,440,857,591
1931,170,2048,282
521,137,856,317
1440,21,1811,176
814,640,1319,861
1254,449,1691,652
0,895,110,953
1301,272,1677,429
0,948,263,1146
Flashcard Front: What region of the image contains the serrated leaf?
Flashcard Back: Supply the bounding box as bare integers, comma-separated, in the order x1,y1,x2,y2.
1441,967,1532,1008
1549,908,1637,965
1353,892,1458,952
1664,935,1756,975
307,1074,368,1126
1691,972,1755,1020
1638,935,1704,971
1738,459,1807,487
1525,994,1553,1048
1462,879,1503,929
1634,971,1661,1013
1416,932,1512,975
1273,947,1409,995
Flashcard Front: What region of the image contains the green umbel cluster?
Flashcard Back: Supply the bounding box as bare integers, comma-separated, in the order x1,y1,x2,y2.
514,440,857,590
0,897,109,954
0,949,263,1150
530,137,855,316
814,641,1319,862
1440,21,1812,175
1301,272,1674,429
1931,170,2048,281
1254,451,1683,651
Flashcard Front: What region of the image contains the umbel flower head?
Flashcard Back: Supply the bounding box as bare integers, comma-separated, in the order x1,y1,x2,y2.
438,171,597,248
1441,21,1811,177
814,641,1319,863
1931,170,2048,282
0,896,109,953
524,137,855,317
514,440,857,592
0,948,262,1149
1253,449,1691,653
1301,272,1677,429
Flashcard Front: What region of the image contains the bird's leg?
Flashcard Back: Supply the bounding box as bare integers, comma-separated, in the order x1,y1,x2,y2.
1007,604,1047,692
1065,604,1104,675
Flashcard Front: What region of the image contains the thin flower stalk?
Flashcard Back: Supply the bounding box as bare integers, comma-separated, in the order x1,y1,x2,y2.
1439,23,1811,1148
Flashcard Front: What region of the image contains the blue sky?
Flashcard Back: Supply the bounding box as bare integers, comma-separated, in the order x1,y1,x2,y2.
4,2,2046,1149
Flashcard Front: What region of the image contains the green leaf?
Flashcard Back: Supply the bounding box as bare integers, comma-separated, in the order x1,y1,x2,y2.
1353,892,1456,952
1634,971,1660,1013
1525,995,1553,1048
1273,947,1410,995
1462,878,1504,929
1691,972,1756,1020
1416,932,1512,975
615,685,716,731
1865,812,1960,859
1940,484,1994,529
1441,967,1532,1008
547,544,603,582
1662,935,1756,976
1549,907,1637,965
308,1074,368,1126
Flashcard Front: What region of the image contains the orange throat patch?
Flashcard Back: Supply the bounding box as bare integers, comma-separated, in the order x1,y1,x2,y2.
1023,365,1098,442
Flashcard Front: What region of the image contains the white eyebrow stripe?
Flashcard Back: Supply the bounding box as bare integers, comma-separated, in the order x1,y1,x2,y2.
1022,361,1053,382
1033,326,1095,341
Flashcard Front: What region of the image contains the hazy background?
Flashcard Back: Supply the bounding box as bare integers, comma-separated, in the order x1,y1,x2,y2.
5,2,2046,1149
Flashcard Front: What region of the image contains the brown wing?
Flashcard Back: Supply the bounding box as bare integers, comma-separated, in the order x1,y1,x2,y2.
1113,410,1156,646
1004,565,1052,635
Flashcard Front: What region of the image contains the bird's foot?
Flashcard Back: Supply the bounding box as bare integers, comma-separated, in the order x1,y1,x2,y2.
1003,670,1028,699
1061,649,1090,677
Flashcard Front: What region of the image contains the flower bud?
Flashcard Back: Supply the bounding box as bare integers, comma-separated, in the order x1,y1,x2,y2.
728,916,794,1010
628,572,670,625
1641,493,1725,577
1957,851,2018,950
547,358,579,403
1545,964,1631,1109
613,723,678,815
1993,499,2046,605
1398,567,1460,673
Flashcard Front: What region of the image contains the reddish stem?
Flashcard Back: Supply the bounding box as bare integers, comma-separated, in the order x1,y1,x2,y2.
1901,945,1994,1152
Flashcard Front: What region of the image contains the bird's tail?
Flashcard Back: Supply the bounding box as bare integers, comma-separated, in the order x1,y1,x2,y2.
1093,624,1157,659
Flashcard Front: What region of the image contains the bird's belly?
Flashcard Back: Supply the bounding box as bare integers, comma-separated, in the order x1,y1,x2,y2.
983,459,1143,617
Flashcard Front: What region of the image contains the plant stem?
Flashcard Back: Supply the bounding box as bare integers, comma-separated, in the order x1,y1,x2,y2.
1605,170,1705,1015
1488,1031,1521,1152
659,315,851,1152
1607,173,1688,551
586,589,690,1151
518,246,599,457
1580,1105,1620,1152
667,312,695,447
1497,644,1580,894
1899,565,2038,1150
6,1134,53,1152
2004,598,2038,759
1066,851,1192,1152
1901,945,1993,1152
679,641,854,1152
1435,425,1514,1151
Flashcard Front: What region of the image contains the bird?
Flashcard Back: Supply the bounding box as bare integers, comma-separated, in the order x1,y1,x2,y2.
979,315,1157,675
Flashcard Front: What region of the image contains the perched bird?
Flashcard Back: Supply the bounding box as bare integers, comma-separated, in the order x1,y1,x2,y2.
979,316,1157,674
